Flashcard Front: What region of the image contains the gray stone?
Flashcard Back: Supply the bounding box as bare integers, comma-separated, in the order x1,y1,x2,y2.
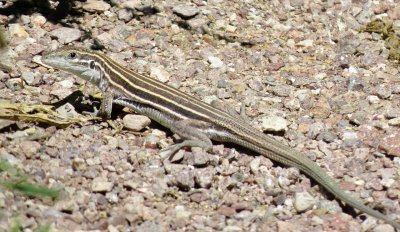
123,114,151,131
9,23,29,38
82,0,111,12
262,115,288,132
208,56,224,69
91,180,114,192
150,66,170,83
56,103,79,118
49,27,82,44
173,5,199,18
135,221,165,232
294,192,316,212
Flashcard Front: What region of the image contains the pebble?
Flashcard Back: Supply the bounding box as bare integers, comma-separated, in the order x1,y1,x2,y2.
175,205,191,218
194,167,214,188
208,56,224,69
388,117,400,126
367,95,380,104
91,180,114,192
105,192,119,203
372,224,395,232
123,114,151,131
173,5,199,18
83,0,111,12
217,206,236,217
294,192,316,212
118,9,134,22
121,0,141,9
190,149,209,166
150,66,170,83
296,39,314,47
19,140,41,158
9,23,29,38
262,115,288,132
249,157,261,173
49,27,82,44
56,103,79,118
135,221,165,232
31,15,46,27
170,169,195,191
21,71,35,84
379,131,400,157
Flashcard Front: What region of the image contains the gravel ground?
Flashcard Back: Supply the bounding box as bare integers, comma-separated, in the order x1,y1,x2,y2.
1,0,400,231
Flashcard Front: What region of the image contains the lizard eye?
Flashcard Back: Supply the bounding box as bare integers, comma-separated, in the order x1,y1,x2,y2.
89,61,95,69
67,52,76,59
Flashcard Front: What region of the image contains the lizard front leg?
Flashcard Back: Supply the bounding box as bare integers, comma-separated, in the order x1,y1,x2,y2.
95,91,114,119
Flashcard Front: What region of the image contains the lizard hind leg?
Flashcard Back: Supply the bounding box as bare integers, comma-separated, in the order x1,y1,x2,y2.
161,119,214,160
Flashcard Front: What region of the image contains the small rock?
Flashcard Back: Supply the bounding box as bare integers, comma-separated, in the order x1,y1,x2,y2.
249,80,263,91
388,117,400,126
347,76,366,91
121,0,141,9
208,56,224,69
82,0,111,12
175,205,191,218
9,23,29,38
123,114,151,131
191,149,209,166
56,103,79,118
59,80,74,88
294,192,316,212
270,85,291,97
379,131,400,157
316,200,342,213
372,224,395,232
374,85,392,99
194,167,214,188
150,66,170,83
0,119,15,130
31,15,46,27
21,71,35,84
217,206,236,217
385,107,400,119
91,180,114,193
296,39,313,47
173,5,199,18
118,9,134,22
317,131,337,143
311,97,331,119
314,73,327,80
367,95,380,104
19,140,41,158
167,149,185,163
143,134,160,149
189,191,209,203
170,169,195,191
187,17,209,31
105,192,119,203
135,221,165,232
72,157,86,171
49,27,82,44
262,115,288,132
249,157,261,173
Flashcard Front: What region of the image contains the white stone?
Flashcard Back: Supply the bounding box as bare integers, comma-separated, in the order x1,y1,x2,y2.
208,56,224,69
261,116,288,132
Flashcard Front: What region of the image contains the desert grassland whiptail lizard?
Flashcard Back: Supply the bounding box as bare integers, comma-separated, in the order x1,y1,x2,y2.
41,46,400,229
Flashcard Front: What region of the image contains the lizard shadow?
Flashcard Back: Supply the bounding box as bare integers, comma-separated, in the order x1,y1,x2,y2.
50,90,124,119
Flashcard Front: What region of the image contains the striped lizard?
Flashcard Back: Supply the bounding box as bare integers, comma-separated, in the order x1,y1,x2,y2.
41,46,400,229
